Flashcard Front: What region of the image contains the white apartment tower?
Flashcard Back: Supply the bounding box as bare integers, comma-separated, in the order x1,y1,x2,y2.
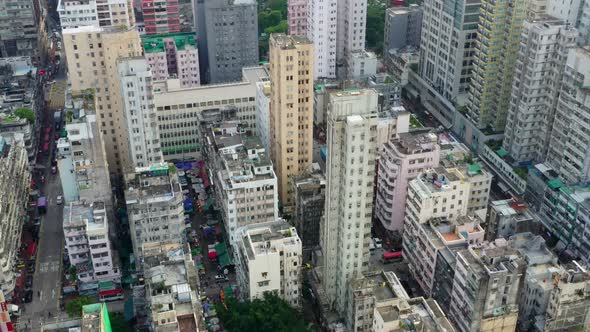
503,19,578,163
307,0,337,79
336,0,367,74
321,89,379,315
58,0,135,29
118,57,163,169
546,47,590,184
418,0,480,103
235,221,302,307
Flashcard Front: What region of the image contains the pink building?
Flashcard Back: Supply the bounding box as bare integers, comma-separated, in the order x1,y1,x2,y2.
142,32,200,87
375,130,440,234
288,0,307,36
141,0,180,34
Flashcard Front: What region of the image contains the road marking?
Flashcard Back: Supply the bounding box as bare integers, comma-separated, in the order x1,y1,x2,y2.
39,290,43,301
52,289,55,299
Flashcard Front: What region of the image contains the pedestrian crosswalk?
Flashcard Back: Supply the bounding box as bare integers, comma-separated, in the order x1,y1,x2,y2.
39,260,60,273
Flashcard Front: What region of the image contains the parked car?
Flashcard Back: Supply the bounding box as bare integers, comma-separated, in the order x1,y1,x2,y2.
24,290,33,303
25,276,33,288
51,166,57,174
56,195,63,205
214,275,228,283
373,238,383,250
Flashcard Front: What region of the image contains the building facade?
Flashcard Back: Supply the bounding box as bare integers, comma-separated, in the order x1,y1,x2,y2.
153,66,269,161
448,243,524,332
546,47,590,184
63,201,121,284
335,0,367,75
234,221,302,307
465,0,527,130
0,138,29,296
321,89,379,315
196,0,258,84
141,32,200,88
268,34,314,210
255,81,271,153
57,0,135,29
141,0,180,34
125,164,184,260
502,19,577,163
63,26,143,175
0,0,38,57
287,0,307,36
293,163,325,261
208,133,278,244
118,57,163,169
384,5,422,52
307,0,337,79
374,130,440,233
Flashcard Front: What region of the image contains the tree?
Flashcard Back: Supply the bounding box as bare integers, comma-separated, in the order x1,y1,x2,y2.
65,296,94,317
366,1,385,55
110,312,132,332
14,107,35,123
216,292,310,332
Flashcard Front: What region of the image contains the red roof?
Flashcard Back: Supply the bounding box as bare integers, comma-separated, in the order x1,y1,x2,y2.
383,251,402,259
99,288,122,297
208,251,218,259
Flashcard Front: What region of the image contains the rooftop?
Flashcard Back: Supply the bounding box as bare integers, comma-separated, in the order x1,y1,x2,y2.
390,129,438,155
270,34,311,49
141,32,197,53
82,303,111,332
241,220,300,260
125,164,181,204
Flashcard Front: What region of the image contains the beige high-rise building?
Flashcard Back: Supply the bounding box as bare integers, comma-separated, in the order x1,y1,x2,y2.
63,26,143,176
269,34,314,211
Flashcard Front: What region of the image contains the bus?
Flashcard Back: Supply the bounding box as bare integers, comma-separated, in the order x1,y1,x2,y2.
98,288,124,302
380,251,403,264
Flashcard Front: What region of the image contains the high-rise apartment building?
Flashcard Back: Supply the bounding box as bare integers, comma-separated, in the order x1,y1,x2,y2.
374,130,440,234
546,47,590,184
234,221,302,307
125,164,184,261
141,0,179,34
288,0,307,36
0,0,38,57
293,163,325,261
206,131,278,244
465,0,527,130
502,19,577,163
63,201,121,284
63,26,143,175
335,0,367,74
141,32,200,88
268,34,314,210
307,0,337,79
256,81,271,153
321,89,379,315
416,0,480,103
448,242,524,332
0,137,29,296
384,5,422,52
118,57,163,169
195,0,258,84
57,0,135,29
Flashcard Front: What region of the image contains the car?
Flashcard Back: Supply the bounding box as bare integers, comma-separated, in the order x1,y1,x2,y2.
57,41,62,49
51,166,57,174
24,290,33,303
56,195,63,205
214,275,228,283
25,276,33,288
373,238,383,250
